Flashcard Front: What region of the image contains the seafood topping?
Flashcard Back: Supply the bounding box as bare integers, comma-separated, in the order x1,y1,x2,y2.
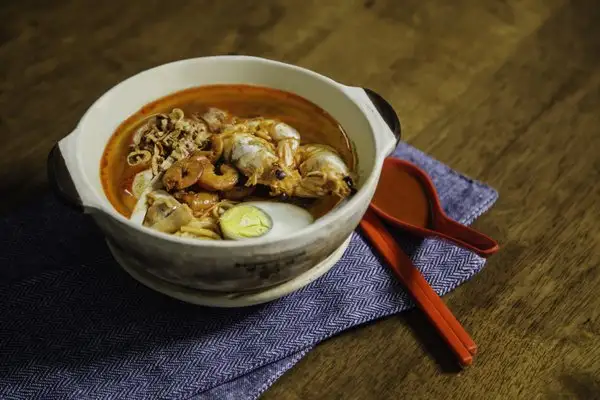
162,158,204,191
102,85,357,241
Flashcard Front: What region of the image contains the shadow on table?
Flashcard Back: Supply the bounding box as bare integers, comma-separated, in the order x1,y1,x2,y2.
401,309,463,373
556,373,600,400
366,221,466,373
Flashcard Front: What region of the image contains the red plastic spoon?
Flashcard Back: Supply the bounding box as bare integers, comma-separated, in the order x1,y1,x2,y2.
370,158,499,258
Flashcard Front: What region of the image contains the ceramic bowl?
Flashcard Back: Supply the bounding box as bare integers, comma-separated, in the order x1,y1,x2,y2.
48,55,401,293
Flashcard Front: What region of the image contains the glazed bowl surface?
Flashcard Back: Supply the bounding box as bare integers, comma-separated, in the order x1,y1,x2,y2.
49,55,401,292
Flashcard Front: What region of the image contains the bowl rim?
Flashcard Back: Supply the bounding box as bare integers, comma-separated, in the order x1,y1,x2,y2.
73,55,384,248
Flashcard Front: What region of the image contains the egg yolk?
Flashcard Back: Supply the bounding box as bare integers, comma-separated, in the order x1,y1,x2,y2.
220,205,273,240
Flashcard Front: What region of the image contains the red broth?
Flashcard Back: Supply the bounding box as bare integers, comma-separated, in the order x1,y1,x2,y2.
100,84,356,219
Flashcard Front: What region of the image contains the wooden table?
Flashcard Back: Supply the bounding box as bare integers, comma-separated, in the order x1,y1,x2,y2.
2,0,599,398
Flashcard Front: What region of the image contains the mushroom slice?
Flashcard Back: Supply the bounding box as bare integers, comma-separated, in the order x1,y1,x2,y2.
142,191,193,233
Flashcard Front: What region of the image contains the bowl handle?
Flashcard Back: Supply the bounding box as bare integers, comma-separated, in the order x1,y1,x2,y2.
342,85,402,157
47,141,84,212
362,88,402,146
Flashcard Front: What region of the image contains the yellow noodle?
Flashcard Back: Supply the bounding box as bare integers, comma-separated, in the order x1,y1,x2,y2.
180,226,222,240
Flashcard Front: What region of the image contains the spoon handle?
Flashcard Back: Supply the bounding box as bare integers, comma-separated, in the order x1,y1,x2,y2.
433,215,499,258
360,210,475,367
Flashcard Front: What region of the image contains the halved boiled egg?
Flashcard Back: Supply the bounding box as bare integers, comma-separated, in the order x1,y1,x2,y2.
219,201,314,241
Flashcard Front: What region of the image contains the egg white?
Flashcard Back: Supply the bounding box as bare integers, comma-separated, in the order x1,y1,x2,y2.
236,201,314,240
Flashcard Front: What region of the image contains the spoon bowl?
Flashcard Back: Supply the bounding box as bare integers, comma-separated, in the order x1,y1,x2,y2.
371,158,499,258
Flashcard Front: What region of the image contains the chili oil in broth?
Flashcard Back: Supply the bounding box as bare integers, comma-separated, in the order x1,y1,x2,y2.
101,84,356,220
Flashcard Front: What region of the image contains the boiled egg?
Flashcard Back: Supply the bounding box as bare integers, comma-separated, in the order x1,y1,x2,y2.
219,201,314,241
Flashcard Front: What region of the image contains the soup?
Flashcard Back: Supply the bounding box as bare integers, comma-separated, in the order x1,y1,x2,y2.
101,84,357,241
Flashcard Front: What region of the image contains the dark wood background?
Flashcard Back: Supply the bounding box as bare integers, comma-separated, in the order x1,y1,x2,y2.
1,0,599,398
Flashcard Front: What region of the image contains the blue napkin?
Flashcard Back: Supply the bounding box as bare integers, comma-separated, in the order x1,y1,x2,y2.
0,143,498,400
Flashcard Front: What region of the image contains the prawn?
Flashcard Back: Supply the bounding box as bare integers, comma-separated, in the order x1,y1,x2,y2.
293,144,356,198
265,121,301,170
162,158,204,191
223,118,301,170
194,156,239,192
211,132,280,186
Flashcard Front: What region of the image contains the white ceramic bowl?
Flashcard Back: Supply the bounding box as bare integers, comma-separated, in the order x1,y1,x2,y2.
48,56,401,293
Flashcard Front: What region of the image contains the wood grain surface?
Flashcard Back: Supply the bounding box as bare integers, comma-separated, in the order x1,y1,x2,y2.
1,0,599,398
